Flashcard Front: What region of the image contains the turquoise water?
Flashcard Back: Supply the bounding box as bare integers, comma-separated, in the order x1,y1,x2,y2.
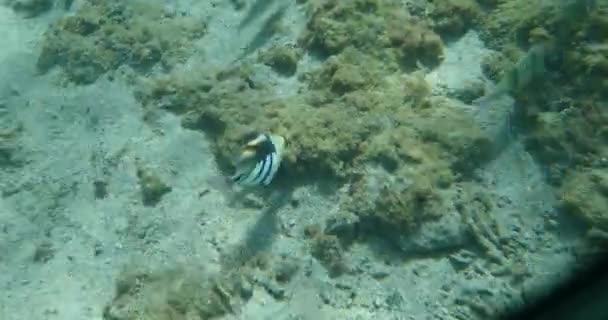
0,1,605,319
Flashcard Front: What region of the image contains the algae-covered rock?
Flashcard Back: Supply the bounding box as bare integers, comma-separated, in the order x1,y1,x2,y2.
301,0,444,70
482,1,542,45
37,0,207,84
354,171,445,231
310,234,348,277
340,165,474,255
560,169,608,232
574,227,608,266
524,107,608,185
102,266,250,320
407,97,493,174
337,97,491,248
428,0,481,38
135,45,500,264
392,22,445,69
304,47,387,96
301,0,386,56
136,166,171,207
258,44,302,76
134,5,491,254
479,0,605,99
474,1,608,192
474,0,608,191
524,112,571,164
324,211,360,247
562,40,608,95
480,50,513,82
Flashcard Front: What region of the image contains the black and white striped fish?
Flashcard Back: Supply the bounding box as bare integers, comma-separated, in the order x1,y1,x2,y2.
231,133,286,187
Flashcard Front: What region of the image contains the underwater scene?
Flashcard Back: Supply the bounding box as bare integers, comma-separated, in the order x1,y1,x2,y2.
0,0,607,319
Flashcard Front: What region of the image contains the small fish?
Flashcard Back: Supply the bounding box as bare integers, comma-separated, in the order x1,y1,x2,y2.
231,132,286,187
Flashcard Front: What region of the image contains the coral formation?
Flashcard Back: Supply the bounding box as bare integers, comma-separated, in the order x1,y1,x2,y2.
36,0,207,83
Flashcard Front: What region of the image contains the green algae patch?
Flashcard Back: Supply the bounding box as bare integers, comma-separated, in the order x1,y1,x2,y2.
300,0,444,70
36,0,207,84
560,169,608,232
